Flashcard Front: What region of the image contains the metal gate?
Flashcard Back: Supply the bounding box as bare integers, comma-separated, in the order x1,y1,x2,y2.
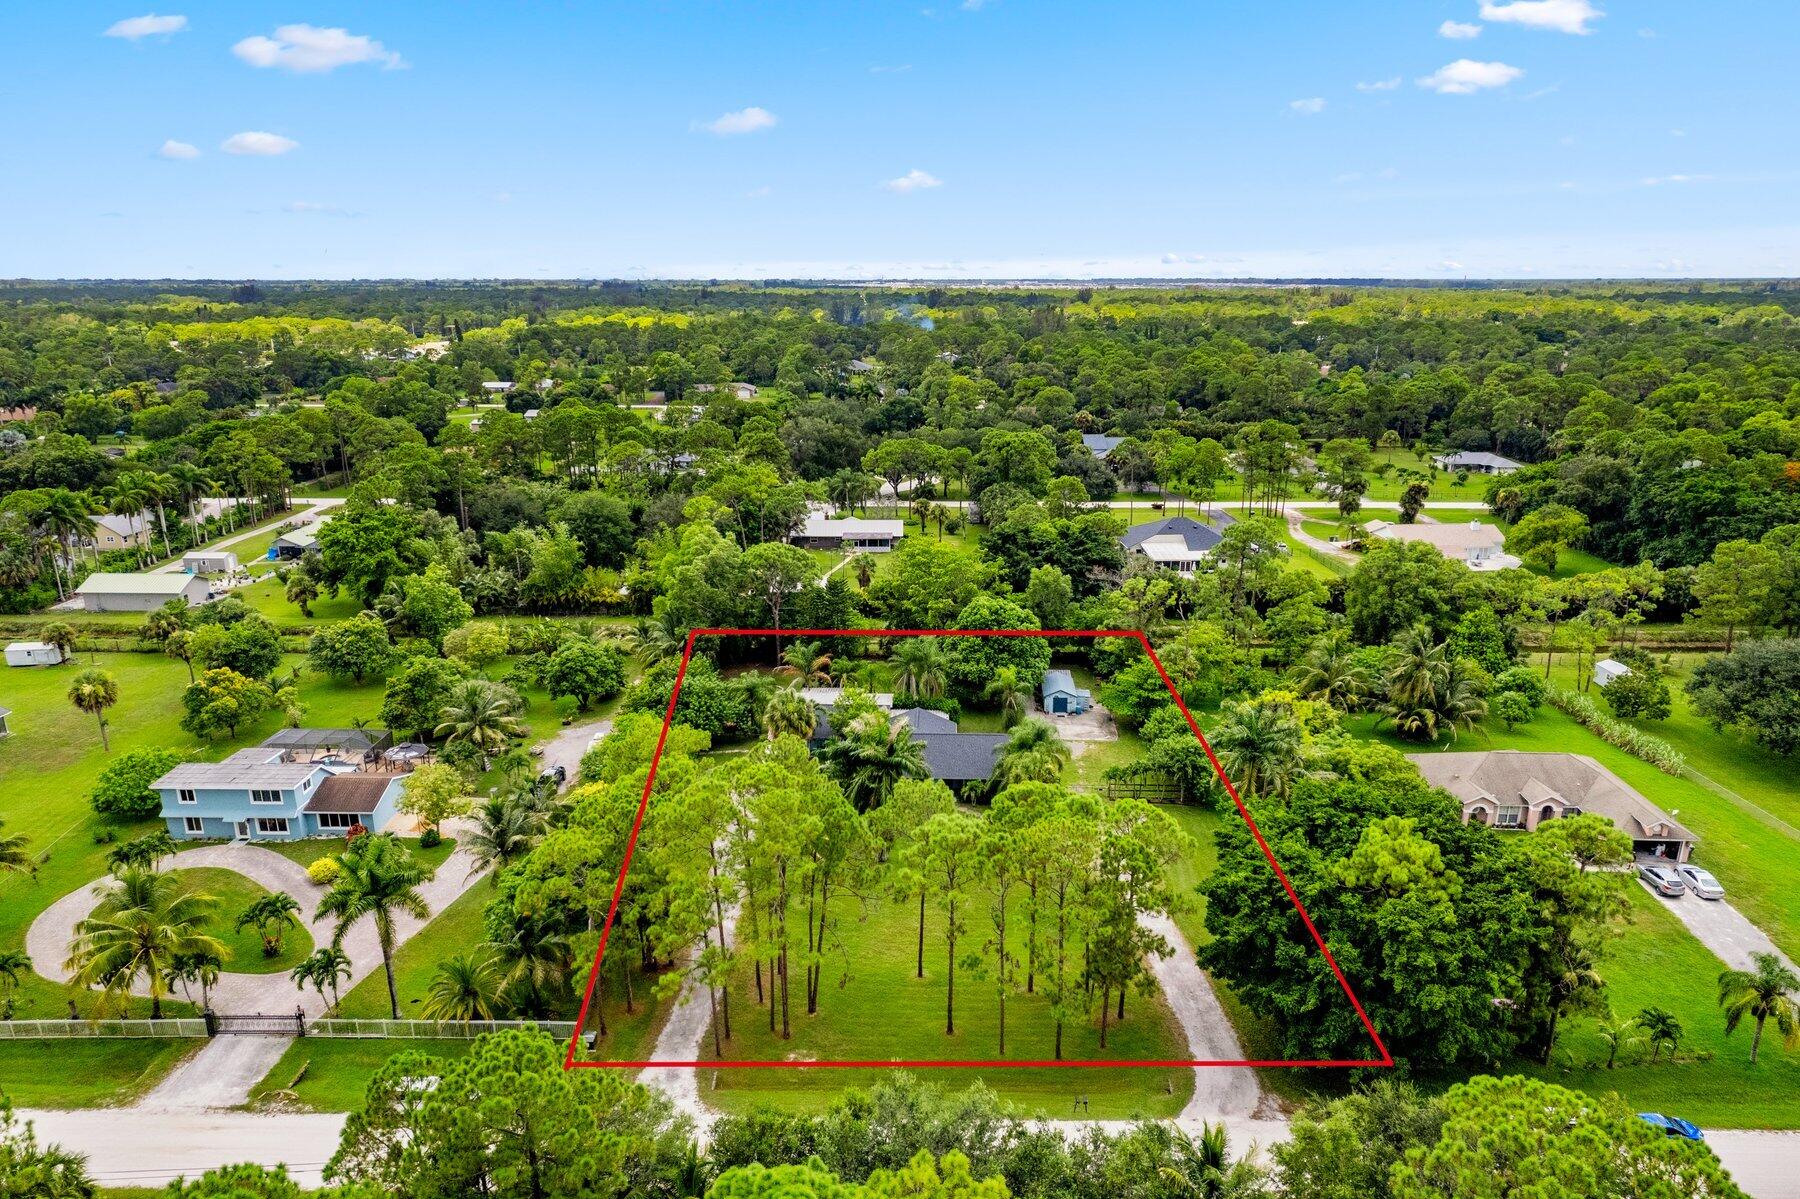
205,1008,306,1036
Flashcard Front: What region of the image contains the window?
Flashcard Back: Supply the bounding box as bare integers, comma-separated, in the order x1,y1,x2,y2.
250,789,283,805
255,817,289,835
315,812,361,830
183,816,204,834
177,788,197,805
1497,804,1524,829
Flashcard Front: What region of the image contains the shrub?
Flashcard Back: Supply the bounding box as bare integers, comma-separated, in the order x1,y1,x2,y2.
91,747,183,819
1546,687,1685,774
1493,666,1546,709
307,856,342,885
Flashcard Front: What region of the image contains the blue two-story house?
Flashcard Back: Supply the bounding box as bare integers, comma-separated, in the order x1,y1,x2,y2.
156,745,406,842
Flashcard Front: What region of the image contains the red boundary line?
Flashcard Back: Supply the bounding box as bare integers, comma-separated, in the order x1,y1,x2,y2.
565,627,1393,1071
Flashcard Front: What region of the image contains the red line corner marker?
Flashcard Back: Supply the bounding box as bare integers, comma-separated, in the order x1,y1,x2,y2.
564,627,1393,1072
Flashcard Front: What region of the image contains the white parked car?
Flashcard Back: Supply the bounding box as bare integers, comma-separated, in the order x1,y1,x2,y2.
1677,864,1725,900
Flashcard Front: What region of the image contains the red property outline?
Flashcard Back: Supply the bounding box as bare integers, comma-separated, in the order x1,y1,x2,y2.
566,627,1393,1071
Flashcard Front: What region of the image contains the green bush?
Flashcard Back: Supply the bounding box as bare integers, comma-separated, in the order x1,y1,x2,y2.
90,747,183,819
307,856,343,885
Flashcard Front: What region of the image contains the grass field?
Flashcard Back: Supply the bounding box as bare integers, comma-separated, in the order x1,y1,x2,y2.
0,1039,199,1107
250,1036,480,1111
688,884,1195,1119
169,866,314,975
331,879,488,1019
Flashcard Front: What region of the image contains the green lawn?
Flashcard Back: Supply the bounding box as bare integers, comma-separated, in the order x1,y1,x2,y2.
235,577,366,627
170,866,313,975
331,878,490,1019
250,1036,480,1112
0,1039,199,1108
691,885,1195,1119
1521,886,1800,1128
1062,727,1147,793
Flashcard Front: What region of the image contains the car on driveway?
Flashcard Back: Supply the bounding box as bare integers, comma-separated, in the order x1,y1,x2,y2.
1639,863,1686,897
1676,864,1725,899
1638,1113,1704,1141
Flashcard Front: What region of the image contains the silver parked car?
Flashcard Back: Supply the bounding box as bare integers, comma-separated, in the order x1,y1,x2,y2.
1639,863,1686,897
1677,864,1726,900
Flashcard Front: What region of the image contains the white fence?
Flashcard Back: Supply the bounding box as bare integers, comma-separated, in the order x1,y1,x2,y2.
0,1018,207,1039
306,1019,579,1040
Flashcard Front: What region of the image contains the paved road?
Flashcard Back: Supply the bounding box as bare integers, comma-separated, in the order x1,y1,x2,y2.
536,716,613,789
1638,881,1798,975
147,497,344,575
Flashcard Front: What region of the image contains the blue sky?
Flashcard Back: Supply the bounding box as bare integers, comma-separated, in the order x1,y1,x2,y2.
3,1,1797,279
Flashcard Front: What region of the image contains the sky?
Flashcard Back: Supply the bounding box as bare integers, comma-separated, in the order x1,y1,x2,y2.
3,1,1798,280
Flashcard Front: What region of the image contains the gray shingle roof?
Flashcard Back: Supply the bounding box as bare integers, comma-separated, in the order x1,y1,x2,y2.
1435,450,1522,470
1120,514,1229,554
1409,750,1696,844
916,733,1008,782
1081,434,1123,458
153,762,324,790
889,708,957,735
303,773,394,814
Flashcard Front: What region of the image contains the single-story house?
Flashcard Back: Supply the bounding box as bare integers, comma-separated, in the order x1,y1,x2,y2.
5,641,64,667
1040,669,1092,716
88,512,154,551
1594,659,1632,688
157,732,405,841
1120,514,1231,577
1081,434,1124,460
270,528,319,560
1363,519,1521,571
76,571,209,612
790,504,906,553
1410,749,1698,863
0,706,11,737
181,550,239,575
803,692,1007,784
693,382,759,399
1433,450,1522,475
847,359,876,374
481,381,515,394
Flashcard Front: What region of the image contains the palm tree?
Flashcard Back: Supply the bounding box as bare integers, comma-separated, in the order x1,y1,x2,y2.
103,476,153,567
0,947,30,1019
893,637,948,700
0,817,30,878
821,717,929,813
762,685,817,742
982,665,1029,729
1638,1006,1683,1064
1383,624,1447,709
464,795,546,884
1209,699,1308,801
235,892,302,958
67,668,119,751
165,463,208,541
38,488,91,598
284,568,319,617
1593,1011,1642,1069
851,554,875,589
435,680,526,763
779,639,833,684
1291,629,1372,711
315,835,435,1020
64,868,226,1019
164,629,196,684
291,945,353,1011
1156,1122,1265,1199
422,951,504,1022
487,904,572,1017
40,622,78,664
1718,952,1800,1064
630,603,687,666
993,719,1072,788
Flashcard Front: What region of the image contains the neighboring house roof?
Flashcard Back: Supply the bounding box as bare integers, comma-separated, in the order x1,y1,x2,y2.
1363,520,1521,570
799,688,894,709
915,733,1009,782
796,505,905,543
481,381,515,392
274,528,318,549
1081,434,1123,459
303,773,394,814
1041,669,1091,698
1409,750,1697,844
91,511,152,538
153,761,324,790
889,707,957,735
1435,450,1522,471
847,359,876,372
1120,515,1229,556
76,571,204,596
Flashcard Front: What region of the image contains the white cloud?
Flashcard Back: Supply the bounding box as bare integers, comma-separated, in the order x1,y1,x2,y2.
884,168,942,193
745,185,773,199
870,63,912,74
1641,173,1711,186
494,191,512,204
284,200,353,216
157,139,199,160
1417,59,1524,94
104,13,186,39
232,24,403,72
1477,0,1603,35
221,131,298,156
1290,97,1326,115
962,0,992,9
701,106,777,135
1440,20,1483,38
1355,77,1401,92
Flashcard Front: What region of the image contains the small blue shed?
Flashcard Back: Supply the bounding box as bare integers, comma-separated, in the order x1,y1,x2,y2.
1040,669,1092,716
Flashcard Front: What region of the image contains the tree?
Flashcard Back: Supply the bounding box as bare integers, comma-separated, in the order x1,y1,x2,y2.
1491,690,1533,731
39,621,77,662
164,628,197,684
893,637,948,700
235,891,302,958
919,812,985,1036
64,867,225,1019
180,668,274,740
1022,566,1074,630
1391,1075,1749,1199
106,829,177,873
741,541,818,658
0,1097,95,1198
422,951,504,1022
981,666,1029,729
316,834,435,1020
1209,698,1308,800
399,762,473,837
160,1162,380,1198
443,621,510,675
285,568,320,618
1600,649,1671,720
1686,640,1800,755
464,795,546,884
292,945,354,1010
1344,539,1466,645
821,715,929,813
1718,951,1800,1064
543,638,626,710
307,613,395,684
1397,481,1429,524
435,680,526,761
67,668,118,751
379,656,468,742
190,615,285,681
1317,437,1373,518
392,563,473,649
1689,539,1775,653
1507,502,1590,575
1638,1005,1683,1064
944,595,1050,696
89,747,181,819
992,720,1070,788
1291,629,1374,711
1273,1079,1445,1199
762,685,816,742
